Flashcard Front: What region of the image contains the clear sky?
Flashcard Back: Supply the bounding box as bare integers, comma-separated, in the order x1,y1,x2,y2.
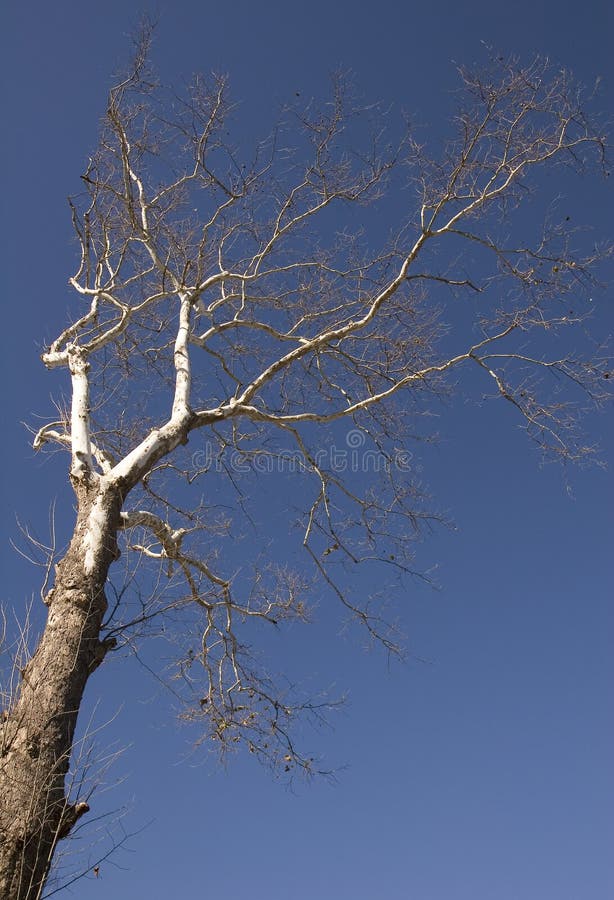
1,1,613,898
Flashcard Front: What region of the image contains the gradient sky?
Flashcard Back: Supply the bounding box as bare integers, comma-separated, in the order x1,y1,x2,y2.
1,1,613,898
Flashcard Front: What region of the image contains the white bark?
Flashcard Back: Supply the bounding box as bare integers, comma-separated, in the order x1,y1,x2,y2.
67,344,94,481
171,295,193,419
82,492,113,575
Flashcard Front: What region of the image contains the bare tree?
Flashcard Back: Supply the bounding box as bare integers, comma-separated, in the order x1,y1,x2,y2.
1,29,611,898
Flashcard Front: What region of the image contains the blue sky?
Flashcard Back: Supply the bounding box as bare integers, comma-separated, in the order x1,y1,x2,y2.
1,1,613,898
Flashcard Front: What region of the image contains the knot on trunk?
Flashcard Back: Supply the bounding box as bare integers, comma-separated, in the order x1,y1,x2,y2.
88,636,117,673
57,801,90,840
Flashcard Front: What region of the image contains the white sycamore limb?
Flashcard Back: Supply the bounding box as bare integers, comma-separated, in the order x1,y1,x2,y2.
67,344,94,480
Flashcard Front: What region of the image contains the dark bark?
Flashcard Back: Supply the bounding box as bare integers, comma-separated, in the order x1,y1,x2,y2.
0,483,122,900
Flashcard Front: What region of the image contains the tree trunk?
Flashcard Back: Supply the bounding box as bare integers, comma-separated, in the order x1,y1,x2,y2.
0,482,122,900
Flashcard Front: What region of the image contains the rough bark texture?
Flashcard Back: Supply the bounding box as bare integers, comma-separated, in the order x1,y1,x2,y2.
0,483,121,900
